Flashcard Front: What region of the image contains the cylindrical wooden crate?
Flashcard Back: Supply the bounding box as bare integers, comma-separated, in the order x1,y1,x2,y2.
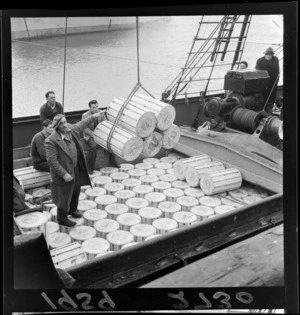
159,174,177,183
83,209,107,227
126,198,149,214
80,185,91,193
105,203,129,220
79,192,87,201
190,205,215,221
43,202,56,212
176,196,199,211
121,242,139,249
145,234,161,241
142,132,163,157
94,121,144,162
81,237,110,260
94,195,117,210
121,178,142,190
144,192,166,208
77,200,97,216
69,226,96,245
106,230,134,251
116,213,142,231
107,97,157,138
160,124,181,149
185,161,225,187
163,188,184,202
138,207,163,224
48,232,71,250
143,157,160,165
151,181,172,193
172,211,197,228
147,168,166,176
200,168,243,195
135,163,153,171
100,167,119,176
174,155,211,180
92,175,112,188
94,219,120,239
85,187,106,201
160,156,179,164
15,212,47,235
119,163,134,173
43,211,52,222
214,205,236,215
59,216,84,234
184,187,205,198
130,224,157,242
132,185,154,198
103,182,124,196
140,174,159,185
158,201,181,218
131,93,176,131
128,168,146,179
228,188,248,200
114,190,136,204
199,196,222,207
50,207,57,223
152,218,178,234
172,180,190,190
110,172,129,183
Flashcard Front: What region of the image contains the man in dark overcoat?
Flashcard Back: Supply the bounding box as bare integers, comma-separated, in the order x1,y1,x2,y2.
255,47,280,114
40,91,64,126
45,111,104,227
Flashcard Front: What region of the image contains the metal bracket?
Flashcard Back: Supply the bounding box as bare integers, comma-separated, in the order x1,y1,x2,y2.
174,253,188,266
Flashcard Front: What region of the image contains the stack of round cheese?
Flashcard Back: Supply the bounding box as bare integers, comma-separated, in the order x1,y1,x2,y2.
144,192,166,207
105,203,129,220
83,209,107,226
130,223,157,242
69,226,96,244
126,198,149,214
77,200,97,215
128,169,146,179
110,171,129,183
92,176,112,188
199,196,221,208
94,219,120,238
166,168,175,175
48,232,71,249
85,187,106,201
151,181,172,193
104,182,124,195
138,207,163,224
116,212,142,231
95,195,117,210
158,201,181,218
121,178,142,190
81,237,110,260
152,218,178,234
173,211,197,228
119,163,134,173
132,185,154,198
106,230,134,251
163,188,184,202
114,190,136,204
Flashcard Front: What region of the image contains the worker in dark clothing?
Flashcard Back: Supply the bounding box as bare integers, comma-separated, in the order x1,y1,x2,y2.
31,119,53,172
40,91,63,126
255,47,280,114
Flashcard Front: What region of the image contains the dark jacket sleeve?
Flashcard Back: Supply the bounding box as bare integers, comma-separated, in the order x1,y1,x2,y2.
35,135,47,161
40,104,47,125
69,115,96,134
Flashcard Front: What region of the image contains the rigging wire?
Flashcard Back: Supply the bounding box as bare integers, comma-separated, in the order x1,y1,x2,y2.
62,17,68,111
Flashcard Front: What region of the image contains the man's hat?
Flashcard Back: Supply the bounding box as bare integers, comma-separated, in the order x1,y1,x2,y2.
264,47,274,55
51,114,65,129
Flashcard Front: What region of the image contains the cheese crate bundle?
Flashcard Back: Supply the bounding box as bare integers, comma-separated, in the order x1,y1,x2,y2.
142,132,163,157
159,124,181,149
14,166,51,190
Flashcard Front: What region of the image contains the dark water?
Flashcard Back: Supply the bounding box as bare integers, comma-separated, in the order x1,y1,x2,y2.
11,15,283,118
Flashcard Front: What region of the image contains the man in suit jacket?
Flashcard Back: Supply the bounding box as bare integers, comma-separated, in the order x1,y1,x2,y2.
81,100,106,174
40,91,64,126
30,119,53,172
255,47,280,114
45,111,104,227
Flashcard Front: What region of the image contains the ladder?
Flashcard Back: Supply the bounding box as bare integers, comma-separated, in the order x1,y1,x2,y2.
162,15,252,103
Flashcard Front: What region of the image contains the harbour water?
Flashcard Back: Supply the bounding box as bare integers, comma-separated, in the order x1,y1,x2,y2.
11,15,283,118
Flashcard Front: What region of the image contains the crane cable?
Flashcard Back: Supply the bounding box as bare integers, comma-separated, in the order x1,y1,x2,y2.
62,17,68,111
106,17,154,154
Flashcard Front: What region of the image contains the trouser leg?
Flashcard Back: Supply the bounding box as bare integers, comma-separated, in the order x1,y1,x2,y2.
87,138,97,170
34,161,50,172
69,164,81,214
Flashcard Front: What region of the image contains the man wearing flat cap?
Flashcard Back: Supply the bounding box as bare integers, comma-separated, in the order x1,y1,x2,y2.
255,47,280,114
45,111,104,227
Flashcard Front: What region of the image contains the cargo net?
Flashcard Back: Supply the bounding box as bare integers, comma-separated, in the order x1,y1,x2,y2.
17,153,275,270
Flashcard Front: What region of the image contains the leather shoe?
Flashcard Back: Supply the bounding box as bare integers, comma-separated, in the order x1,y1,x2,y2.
57,218,76,227
69,210,83,219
